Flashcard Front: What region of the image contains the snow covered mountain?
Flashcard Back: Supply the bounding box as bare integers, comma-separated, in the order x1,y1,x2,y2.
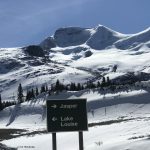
87,25,126,50
115,27,150,50
0,24,150,101
40,25,150,50
0,25,150,150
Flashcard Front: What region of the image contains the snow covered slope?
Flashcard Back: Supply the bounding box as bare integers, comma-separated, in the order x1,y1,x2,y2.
87,25,127,50
1,89,150,150
0,24,150,149
115,27,150,50
0,25,150,101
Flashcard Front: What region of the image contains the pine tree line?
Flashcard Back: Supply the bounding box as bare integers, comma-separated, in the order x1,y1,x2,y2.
0,74,148,111
0,94,17,111
15,77,113,104
0,76,112,110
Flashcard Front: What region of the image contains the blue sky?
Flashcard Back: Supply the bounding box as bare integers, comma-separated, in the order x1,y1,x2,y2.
0,0,149,48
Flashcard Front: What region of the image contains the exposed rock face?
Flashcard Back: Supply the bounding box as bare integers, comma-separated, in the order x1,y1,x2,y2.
24,45,45,57
54,27,92,47
84,50,93,57
39,37,56,50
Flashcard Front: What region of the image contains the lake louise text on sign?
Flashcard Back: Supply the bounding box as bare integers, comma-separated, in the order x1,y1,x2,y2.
46,99,88,132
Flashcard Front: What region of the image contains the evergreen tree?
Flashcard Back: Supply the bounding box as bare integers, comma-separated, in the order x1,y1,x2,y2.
26,89,36,101
54,79,65,93
102,77,106,83
28,91,32,100
97,81,101,88
31,89,35,98
70,83,77,91
81,85,84,90
91,82,96,89
86,81,95,89
26,90,29,101
106,76,111,86
51,84,55,92
36,87,39,96
65,85,69,91
59,84,65,92
101,77,106,87
40,85,46,93
2,101,6,109
5,101,9,107
70,83,73,91
17,83,23,103
48,89,51,96
77,83,81,91
55,79,60,91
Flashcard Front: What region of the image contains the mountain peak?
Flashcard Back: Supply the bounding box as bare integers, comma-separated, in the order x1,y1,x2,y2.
86,25,125,50
96,24,111,30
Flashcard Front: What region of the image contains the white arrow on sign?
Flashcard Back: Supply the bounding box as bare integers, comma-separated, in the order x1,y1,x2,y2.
52,117,57,122
51,104,57,109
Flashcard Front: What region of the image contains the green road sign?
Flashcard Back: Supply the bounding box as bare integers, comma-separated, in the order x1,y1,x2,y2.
46,99,88,132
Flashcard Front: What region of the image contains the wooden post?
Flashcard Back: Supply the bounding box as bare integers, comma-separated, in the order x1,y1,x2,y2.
52,133,57,150
79,132,84,150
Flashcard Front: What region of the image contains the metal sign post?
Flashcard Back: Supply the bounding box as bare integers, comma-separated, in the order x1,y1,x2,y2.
79,132,84,150
46,99,88,150
52,133,57,150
